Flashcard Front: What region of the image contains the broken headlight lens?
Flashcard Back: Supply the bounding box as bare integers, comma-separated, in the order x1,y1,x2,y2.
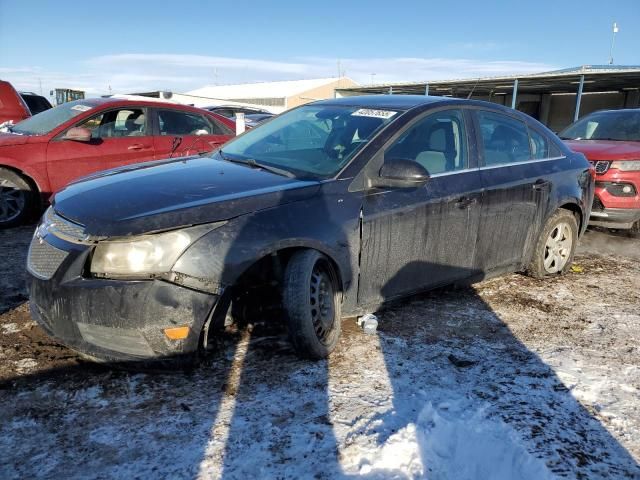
91,223,224,277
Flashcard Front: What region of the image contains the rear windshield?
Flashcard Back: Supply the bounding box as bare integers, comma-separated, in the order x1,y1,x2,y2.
559,110,640,142
11,100,95,135
220,105,398,178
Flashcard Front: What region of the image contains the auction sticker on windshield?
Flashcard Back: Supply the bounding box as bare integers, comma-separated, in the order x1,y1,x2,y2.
351,109,397,119
71,105,92,112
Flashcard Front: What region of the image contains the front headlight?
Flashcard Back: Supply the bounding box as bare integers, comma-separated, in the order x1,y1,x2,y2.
91,223,224,277
611,160,640,171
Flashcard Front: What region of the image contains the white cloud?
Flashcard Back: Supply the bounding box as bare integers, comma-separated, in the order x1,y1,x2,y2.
2,54,555,99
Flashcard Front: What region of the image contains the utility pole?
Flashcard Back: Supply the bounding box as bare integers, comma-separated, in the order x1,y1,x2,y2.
609,22,619,65
38,78,43,95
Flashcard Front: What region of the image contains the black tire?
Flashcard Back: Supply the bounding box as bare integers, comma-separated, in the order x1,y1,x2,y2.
527,209,579,278
283,250,341,359
0,167,36,228
631,220,640,237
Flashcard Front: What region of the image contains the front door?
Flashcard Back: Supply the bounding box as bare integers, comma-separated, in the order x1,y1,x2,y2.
358,108,483,306
152,108,230,159
46,106,153,192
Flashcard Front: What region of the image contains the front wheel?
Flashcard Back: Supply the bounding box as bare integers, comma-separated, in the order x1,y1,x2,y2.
0,168,36,228
283,250,341,359
527,209,578,278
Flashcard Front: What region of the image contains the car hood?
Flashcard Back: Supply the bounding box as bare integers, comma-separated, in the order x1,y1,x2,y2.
564,140,640,161
53,156,321,237
0,132,34,146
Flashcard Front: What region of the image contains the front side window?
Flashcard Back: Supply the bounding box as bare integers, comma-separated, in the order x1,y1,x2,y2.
158,110,214,135
559,110,640,142
477,111,531,165
386,109,467,174
76,108,147,138
220,105,398,178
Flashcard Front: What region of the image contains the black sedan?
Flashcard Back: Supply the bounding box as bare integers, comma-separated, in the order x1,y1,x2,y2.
27,95,594,363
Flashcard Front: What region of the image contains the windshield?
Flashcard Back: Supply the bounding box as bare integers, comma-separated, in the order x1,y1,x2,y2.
220,104,399,178
11,100,95,135
559,111,640,142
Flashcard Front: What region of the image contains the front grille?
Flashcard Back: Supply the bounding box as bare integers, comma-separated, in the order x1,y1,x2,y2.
592,195,605,212
27,238,69,279
44,207,88,243
590,160,611,175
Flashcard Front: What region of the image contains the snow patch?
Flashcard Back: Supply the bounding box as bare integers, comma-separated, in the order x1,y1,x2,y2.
349,399,556,480
14,358,37,373
2,323,21,334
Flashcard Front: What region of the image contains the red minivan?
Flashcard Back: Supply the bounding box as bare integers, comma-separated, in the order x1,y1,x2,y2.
560,109,640,234
0,98,235,227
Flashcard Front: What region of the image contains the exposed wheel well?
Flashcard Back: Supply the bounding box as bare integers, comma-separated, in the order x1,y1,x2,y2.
204,247,343,344
558,203,583,233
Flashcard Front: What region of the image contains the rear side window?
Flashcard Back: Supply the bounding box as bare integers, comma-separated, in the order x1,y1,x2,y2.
477,111,531,165
158,110,221,135
386,109,467,174
529,128,549,159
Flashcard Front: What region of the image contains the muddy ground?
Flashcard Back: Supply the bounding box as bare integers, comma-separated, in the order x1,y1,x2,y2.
0,224,639,479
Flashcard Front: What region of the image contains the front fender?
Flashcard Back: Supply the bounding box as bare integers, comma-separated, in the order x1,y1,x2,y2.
171,192,361,298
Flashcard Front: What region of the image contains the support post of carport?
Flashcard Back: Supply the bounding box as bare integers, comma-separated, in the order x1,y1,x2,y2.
425,83,429,96
511,78,519,109
389,86,393,95
574,75,585,122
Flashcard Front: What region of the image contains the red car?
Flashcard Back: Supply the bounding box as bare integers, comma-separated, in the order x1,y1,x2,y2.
560,109,640,233
0,80,31,125
0,98,235,227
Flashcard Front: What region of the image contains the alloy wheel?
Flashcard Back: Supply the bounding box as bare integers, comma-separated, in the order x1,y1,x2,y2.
543,221,573,273
0,178,25,223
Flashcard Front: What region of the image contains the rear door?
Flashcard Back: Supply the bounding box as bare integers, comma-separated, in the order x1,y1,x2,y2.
472,109,559,273
358,108,483,305
46,106,153,192
152,108,231,159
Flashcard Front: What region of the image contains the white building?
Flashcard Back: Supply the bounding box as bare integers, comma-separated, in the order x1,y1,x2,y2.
183,77,358,113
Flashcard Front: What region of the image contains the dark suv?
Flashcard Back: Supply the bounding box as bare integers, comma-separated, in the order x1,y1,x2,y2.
27,95,594,364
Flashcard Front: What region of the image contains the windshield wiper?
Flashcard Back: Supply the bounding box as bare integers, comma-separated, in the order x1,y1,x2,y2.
218,151,296,178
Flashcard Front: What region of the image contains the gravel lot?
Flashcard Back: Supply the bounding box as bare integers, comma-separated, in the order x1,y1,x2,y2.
0,224,639,479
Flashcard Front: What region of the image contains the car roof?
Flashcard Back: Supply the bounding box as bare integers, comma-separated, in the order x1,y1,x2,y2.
586,108,640,114
74,97,208,112
316,94,445,110
314,94,526,116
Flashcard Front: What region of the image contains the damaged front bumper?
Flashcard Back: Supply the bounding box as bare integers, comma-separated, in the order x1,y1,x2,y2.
26,231,218,363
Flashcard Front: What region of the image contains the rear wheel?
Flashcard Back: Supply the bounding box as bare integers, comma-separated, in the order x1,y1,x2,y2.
527,209,578,278
283,250,341,359
631,220,640,237
0,168,36,228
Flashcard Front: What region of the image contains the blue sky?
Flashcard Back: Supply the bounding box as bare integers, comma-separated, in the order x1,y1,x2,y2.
1,0,638,97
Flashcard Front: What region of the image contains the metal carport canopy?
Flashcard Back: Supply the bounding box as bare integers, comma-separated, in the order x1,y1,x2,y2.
336,65,640,97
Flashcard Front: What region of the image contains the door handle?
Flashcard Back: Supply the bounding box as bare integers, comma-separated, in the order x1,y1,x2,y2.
455,196,477,209
127,144,149,151
533,180,551,191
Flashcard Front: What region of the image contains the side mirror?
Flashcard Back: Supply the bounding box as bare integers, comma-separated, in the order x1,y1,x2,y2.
375,158,430,188
63,127,92,142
